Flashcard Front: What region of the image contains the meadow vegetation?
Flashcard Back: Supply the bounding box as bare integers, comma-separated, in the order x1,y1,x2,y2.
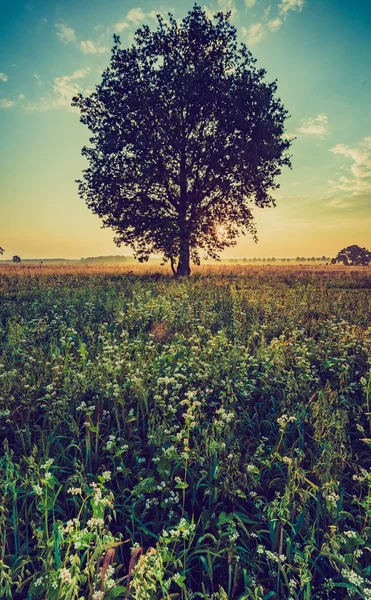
1,264,371,599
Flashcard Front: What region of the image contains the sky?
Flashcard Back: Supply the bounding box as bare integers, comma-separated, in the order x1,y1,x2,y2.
0,0,371,260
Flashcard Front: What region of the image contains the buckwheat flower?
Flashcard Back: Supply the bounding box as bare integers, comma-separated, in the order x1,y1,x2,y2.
354,549,363,558
344,530,357,539
67,487,82,495
257,545,265,554
229,531,239,542
353,474,366,482
92,592,104,600
63,518,79,534
131,542,141,551
87,517,104,529
341,569,364,587
33,484,43,496
59,568,72,584
102,471,111,481
170,529,181,537
327,492,339,507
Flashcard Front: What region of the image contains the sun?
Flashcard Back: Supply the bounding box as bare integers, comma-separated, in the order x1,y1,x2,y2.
216,224,227,238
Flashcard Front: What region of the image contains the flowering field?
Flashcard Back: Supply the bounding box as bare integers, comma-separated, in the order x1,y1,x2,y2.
1,264,371,600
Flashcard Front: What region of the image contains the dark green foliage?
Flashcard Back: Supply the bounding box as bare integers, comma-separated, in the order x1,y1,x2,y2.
1,267,371,598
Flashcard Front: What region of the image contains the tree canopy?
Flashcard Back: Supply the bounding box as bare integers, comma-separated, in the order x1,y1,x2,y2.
73,4,292,275
333,245,371,266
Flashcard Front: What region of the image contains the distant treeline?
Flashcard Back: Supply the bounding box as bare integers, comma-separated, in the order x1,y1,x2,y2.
80,255,135,264
0,255,333,265
237,257,331,263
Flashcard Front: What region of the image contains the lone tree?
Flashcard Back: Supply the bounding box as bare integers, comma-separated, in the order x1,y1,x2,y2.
333,245,371,266
73,5,292,276
12,255,21,264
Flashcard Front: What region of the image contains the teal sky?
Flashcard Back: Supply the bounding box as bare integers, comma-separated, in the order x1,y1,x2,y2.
1,0,371,259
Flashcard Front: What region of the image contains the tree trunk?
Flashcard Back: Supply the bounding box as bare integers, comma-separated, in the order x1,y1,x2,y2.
176,236,191,277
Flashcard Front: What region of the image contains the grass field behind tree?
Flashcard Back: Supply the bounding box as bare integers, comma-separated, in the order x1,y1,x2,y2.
1,265,371,600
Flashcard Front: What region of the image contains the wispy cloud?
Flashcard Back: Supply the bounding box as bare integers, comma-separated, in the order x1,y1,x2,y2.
327,198,352,209
330,136,371,195
114,6,160,32
278,0,304,17
217,0,238,19
114,21,130,32
25,68,90,113
80,40,108,55
0,98,15,108
0,72,9,82
267,18,282,32
297,113,328,137
241,22,266,45
55,23,76,44
241,0,305,46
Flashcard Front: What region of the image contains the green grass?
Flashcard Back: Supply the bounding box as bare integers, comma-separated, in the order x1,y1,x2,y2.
1,265,371,600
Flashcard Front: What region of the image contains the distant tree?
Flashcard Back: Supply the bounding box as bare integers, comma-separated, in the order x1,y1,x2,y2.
73,5,292,276
12,255,21,263
334,245,371,266
331,258,336,265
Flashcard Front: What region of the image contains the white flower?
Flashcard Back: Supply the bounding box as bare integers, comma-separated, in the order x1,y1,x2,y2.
63,518,79,534
67,487,82,495
87,517,104,529
344,530,357,539
341,568,364,587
